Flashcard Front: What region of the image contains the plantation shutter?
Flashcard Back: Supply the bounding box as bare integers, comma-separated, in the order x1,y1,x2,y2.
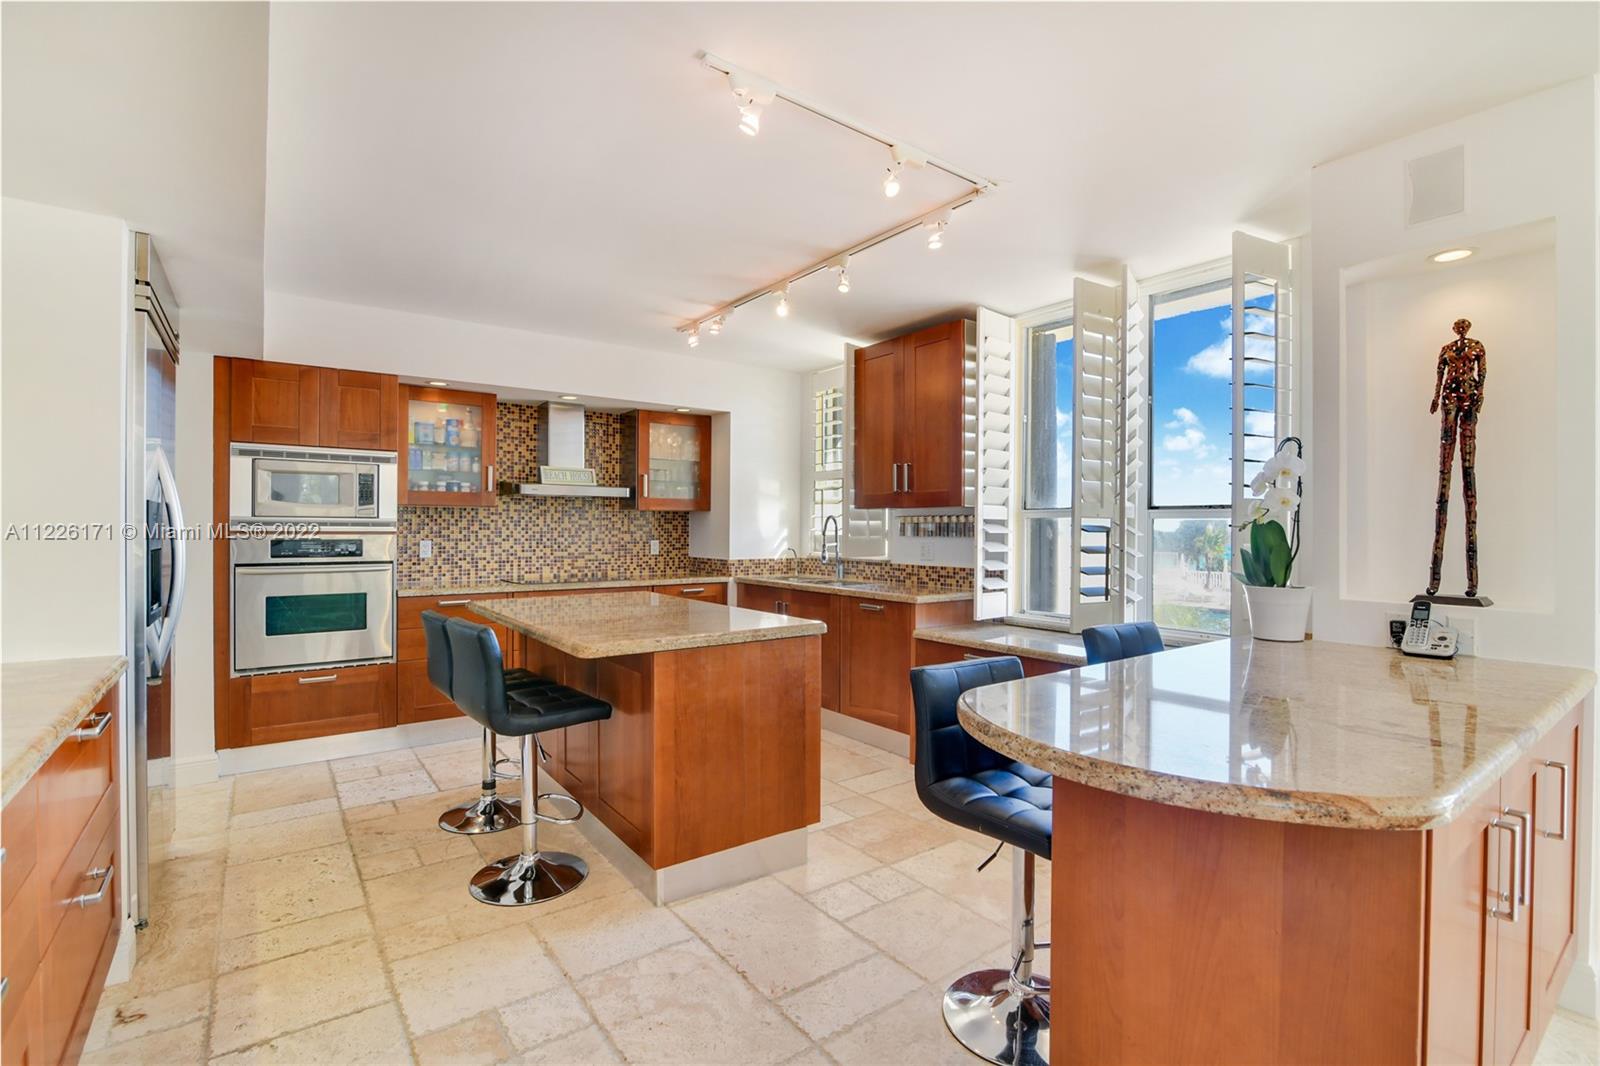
1120,265,1147,621
842,343,889,557
972,308,1017,619
1230,232,1296,625
1069,277,1124,631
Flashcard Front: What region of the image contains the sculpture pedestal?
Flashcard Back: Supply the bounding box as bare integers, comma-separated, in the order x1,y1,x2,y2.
1412,593,1494,608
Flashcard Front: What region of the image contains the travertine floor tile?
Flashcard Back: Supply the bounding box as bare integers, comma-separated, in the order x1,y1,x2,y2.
824,808,959,864
851,865,920,903
774,832,877,893
535,886,695,979
210,1002,412,1064
217,842,365,939
80,1018,207,1065
777,951,922,1040
84,978,212,1052
229,796,340,830
331,748,423,781
337,768,439,808
509,1025,621,1064
226,810,349,865
675,877,874,998
891,839,1015,924
216,906,374,974
410,1009,513,1066
576,940,809,1064
1533,1008,1599,1065
150,850,227,902
210,937,390,1054
806,879,880,921
230,763,336,816
836,762,914,795
390,925,563,1036
846,888,1007,980
820,748,887,784
824,986,975,1065
498,985,594,1050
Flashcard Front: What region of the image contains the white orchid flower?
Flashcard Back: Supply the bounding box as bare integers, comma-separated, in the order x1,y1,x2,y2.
1248,467,1272,496
1265,485,1300,517
1236,499,1272,530
1266,447,1305,482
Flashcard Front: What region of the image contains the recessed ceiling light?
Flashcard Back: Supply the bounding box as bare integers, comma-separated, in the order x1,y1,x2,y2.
558,394,579,401
427,380,449,387
1430,248,1475,263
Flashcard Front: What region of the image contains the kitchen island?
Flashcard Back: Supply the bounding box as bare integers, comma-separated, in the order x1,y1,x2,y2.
470,591,825,902
958,637,1595,1065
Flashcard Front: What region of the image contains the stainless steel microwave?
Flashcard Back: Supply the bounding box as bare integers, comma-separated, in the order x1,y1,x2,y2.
230,443,397,527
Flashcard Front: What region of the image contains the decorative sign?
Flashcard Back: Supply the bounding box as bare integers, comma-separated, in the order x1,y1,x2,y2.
538,466,597,486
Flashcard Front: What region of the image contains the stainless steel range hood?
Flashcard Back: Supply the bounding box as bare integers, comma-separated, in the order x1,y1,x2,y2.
499,402,631,498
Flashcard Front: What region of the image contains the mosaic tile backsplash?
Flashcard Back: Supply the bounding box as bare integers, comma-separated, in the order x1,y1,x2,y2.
399,402,976,592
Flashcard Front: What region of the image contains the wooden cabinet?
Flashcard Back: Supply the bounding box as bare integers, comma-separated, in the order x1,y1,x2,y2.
623,411,711,511
228,359,399,450
396,594,516,724
652,582,728,604
853,319,969,508
398,385,498,507
913,638,1069,678
1,684,121,1066
231,663,397,747
738,583,841,713
1530,718,1580,1027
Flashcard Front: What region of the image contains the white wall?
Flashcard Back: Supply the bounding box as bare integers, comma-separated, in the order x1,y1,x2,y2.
262,291,803,560
1,198,128,660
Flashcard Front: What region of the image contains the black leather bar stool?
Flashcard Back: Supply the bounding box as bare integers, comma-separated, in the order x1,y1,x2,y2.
444,616,613,906
1082,620,1164,665
910,656,1051,1066
421,610,554,835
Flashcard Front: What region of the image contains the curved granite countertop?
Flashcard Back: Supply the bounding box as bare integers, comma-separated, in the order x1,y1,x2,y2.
399,574,732,598
471,591,826,659
957,637,1595,830
735,575,969,605
914,622,1088,665
3,655,128,806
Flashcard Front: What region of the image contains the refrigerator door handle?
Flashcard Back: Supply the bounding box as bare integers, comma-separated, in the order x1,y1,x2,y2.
148,444,188,677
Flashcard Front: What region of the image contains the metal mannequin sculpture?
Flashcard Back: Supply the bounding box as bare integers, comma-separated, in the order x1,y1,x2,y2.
1427,318,1486,596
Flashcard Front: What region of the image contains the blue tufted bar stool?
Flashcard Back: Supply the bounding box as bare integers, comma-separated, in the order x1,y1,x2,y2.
421,610,557,835
1081,620,1164,665
445,617,613,906
910,656,1052,1066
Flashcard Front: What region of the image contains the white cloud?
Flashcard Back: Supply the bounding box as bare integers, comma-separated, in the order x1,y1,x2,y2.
1165,407,1200,429
1162,426,1208,453
1185,339,1231,379
1245,410,1275,436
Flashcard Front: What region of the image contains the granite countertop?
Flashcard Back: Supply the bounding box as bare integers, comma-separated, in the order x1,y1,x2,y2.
2,655,128,806
737,574,969,605
914,622,1089,665
957,637,1596,830
399,574,733,598
471,591,826,659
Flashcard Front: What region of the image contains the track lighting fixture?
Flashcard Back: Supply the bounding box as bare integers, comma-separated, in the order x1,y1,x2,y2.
882,145,927,199
686,326,700,348
727,71,776,137
775,284,791,317
832,255,851,294
883,167,901,198
707,314,725,335
923,209,951,250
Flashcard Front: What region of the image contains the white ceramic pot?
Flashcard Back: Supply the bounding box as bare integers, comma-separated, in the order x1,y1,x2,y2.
1243,585,1312,642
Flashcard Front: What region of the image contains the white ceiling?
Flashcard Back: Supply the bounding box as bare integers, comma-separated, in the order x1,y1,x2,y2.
5,4,1596,371
2,2,269,355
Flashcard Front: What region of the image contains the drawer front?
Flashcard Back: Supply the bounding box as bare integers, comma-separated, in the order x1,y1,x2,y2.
36,687,117,898
1,866,40,1036
2,777,39,912
840,599,913,732
398,660,461,724
652,582,728,604
735,582,788,614
1,961,43,1066
398,594,491,632
241,663,397,746
40,814,117,1066
43,786,116,954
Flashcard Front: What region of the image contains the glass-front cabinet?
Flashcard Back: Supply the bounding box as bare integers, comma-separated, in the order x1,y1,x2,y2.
624,410,711,511
398,385,498,507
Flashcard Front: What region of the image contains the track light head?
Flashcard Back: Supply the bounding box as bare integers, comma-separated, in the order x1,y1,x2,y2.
831,255,851,294
707,314,725,336
775,284,791,317
883,167,901,198
883,145,926,197
686,326,700,348
728,72,776,137
923,209,952,250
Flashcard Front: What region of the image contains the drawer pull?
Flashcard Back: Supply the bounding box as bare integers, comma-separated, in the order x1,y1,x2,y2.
962,653,986,660
71,711,112,741
679,587,706,594
858,603,885,612
1543,760,1570,841
1488,816,1522,922
69,864,114,908
1,976,7,1001
298,674,339,685
437,598,472,607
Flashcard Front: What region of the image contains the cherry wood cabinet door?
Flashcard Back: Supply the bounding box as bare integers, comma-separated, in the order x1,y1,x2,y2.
734,582,788,614
230,360,321,445
839,598,912,732
319,368,398,450
853,339,901,508
237,664,397,746
1425,775,1501,1066
652,582,728,604
627,411,711,512
778,587,841,714
898,321,967,507
1531,713,1581,1030
399,385,498,507
1494,758,1538,1066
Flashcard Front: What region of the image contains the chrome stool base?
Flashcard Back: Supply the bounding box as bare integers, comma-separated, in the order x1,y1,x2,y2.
469,851,588,906
437,794,520,835
942,969,1050,1066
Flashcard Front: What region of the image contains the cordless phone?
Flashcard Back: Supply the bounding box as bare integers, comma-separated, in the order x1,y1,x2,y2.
1400,600,1458,659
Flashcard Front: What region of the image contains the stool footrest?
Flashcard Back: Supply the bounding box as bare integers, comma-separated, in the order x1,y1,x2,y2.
532,792,583,825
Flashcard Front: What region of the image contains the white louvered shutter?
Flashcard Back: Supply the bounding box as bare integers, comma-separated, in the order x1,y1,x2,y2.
1070,277,1123,631
1230,232,1296,621
973,308,1016,619
1120,265,1147,621
842,343,889,557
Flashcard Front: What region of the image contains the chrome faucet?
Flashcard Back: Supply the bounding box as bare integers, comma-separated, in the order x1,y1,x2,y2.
819,515,845,582
779,546,799,575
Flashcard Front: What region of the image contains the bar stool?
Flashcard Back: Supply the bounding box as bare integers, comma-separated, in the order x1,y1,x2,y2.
444,617,613,906
421,610,552,835
910,656,1051,1066
1081,620,1164,665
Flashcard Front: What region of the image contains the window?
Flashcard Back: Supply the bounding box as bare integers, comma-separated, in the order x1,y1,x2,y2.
804,368,845,553
1020,318,1074,616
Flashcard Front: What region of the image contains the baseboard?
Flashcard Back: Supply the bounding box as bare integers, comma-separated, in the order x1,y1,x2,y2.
1559,959,1598,1018
822,708,909,758
172,754,218,788
104,917,137,986
215,717,479,777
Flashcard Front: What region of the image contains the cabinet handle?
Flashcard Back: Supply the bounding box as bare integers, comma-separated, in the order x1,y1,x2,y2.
487,464,494,490
437,598,472,606
679,587,705,595
962,653,986,660
1489,816,1523,922
858,603,885,612
1503,807,1531,905
642,474,650,498
69,864,114,908
905,463,913,491
778,601,788,615
71,711,112,741
1542,761,1570,841
0,976,7,1001
892,463,901,492
298,674,339,685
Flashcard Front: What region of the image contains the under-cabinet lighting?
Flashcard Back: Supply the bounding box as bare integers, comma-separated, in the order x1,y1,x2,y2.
558,394,579,401
426,380,449,387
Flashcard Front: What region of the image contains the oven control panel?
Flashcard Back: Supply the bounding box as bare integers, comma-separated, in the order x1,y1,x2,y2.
269,538,365,559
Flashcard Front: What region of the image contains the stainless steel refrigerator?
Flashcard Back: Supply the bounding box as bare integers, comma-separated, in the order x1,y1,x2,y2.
128,232,186,927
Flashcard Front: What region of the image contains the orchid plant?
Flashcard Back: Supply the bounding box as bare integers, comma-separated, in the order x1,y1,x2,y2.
1236,438,1305,588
